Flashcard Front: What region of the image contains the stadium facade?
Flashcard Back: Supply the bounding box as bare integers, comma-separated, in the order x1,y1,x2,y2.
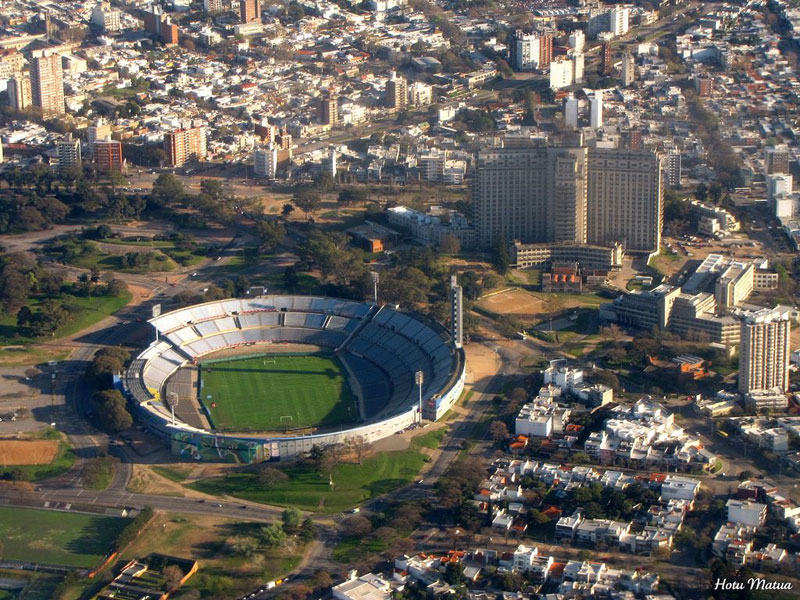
123,295,466,462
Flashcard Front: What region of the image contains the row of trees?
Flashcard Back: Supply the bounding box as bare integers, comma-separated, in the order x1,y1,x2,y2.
89,346,134,432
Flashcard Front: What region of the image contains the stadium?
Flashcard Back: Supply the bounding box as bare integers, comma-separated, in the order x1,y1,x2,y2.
122,294,466,463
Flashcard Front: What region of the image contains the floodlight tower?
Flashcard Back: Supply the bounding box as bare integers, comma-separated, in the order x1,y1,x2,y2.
415,370,424,424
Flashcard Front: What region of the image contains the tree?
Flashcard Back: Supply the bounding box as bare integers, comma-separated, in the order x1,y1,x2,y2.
254,219,286,252
338,188,367,206
489,420,509,442
282,507,303,533
440,234,461,255
93,389,133,432
349,435,371,464
163,565,184,591
299,517,317,542
491,235,510,275
340,515,372,537
259,523,287,548
444,561,466,585
282,203,295,218
150,174,185,207
293,187,321,219
256,465,288,487
311,570,332,591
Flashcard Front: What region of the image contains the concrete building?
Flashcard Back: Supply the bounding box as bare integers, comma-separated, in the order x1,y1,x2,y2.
56,134,81,170
768,173,792,200
204,0,225,12
549,57,574,89
91,2,121,32
727,499,767,527
93,138,123,173
164,126,207,167
621,52,635,86
715,261,754,308
87,118,112,157
407,81,432,106
254,144,277,178
385,72,407,111
31,53,65,116
333,572,392,600
665,148,681,187
386,205,476,249
7,75,31,111
739,308,792,395
765,146,790,175
564,94,578,129
590,94,603,129
474,134,661,253
588,5,630,38
745,388,788,412
320,87,338,127
512,31,552,71
601,42,613,75
569,30,585,53
240,0,261,23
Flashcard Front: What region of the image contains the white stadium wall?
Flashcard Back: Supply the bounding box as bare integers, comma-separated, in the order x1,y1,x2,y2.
123,295,466,462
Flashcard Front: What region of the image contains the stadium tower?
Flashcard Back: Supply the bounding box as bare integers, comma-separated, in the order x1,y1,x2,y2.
450,275,463,349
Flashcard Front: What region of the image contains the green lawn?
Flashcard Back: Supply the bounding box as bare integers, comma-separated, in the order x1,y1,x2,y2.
199,354,357,431
190,446,427,513
0,507,129,567
0,292,132,345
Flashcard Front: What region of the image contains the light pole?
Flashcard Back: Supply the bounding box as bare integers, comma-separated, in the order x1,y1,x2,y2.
370,271,379,305
415,370,424,424
167,392,179,426
152,303,162,342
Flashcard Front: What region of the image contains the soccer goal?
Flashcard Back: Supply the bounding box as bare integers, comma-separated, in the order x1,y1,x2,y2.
280,415,293,429
263,358,277,366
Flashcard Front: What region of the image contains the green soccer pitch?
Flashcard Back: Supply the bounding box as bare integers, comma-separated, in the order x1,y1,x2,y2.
198,354,358,431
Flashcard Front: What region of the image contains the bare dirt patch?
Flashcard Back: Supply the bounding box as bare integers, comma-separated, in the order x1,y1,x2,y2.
0,440,58,465
477,288,548,321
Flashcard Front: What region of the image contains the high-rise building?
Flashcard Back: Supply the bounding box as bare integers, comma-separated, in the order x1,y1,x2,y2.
695,76,713,97
568,30,585,54
628,129,643,151
738,308,792,395
164,127,207,167
385,71,407,111
7,75,32,111
601,42,612,75
143,4,162,35
765,146,790,175
254,144,278,178
571,51,584,84
564,95,578,129
588,5,629,37
450,275,463,349
407,81,432,106
549,58,574,90
621,52,634,86
590,93,603,129
512,30,552,71
91,2,121,32
94,137,123,173
240,0,261,23
87,118,112,157
204,0,226,13
473,133,662,253
0,49,23,79
665,148,681,187
57,133,81,170
31,53,65,116
320,87,338,127
161,19,179,45
539,32,553,67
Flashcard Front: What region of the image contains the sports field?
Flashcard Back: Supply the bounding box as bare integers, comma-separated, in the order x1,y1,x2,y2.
199,354,357,431
0,507,129,567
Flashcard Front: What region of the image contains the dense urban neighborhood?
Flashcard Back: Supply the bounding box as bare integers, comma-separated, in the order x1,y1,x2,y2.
0,0,799,599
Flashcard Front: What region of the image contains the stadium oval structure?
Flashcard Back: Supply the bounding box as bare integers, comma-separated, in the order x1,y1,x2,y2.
123,295,466,463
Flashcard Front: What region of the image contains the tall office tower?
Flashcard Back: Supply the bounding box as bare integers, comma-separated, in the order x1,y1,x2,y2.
164,127,207,167
450,275,463,349
385,71,407,110
31,53,65,116
473,133,662,253
94,137,123,172
621,52,634,86
240,0,260,23
320,87,338,126
91,2,121,32
7,75,32,110
590,93,603,129
765,146,790,175
564,94,578,129
739,308,791,394
57,133,81,170
586,147,662,253
568,30,585,53
600,42,612,75
665,148,681,187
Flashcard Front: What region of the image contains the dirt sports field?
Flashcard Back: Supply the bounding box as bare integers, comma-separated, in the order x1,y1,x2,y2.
477,289,548,322
0,440,59,465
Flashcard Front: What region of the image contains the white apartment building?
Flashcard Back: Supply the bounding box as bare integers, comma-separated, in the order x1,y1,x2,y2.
550,58,574,89
254,145,277,179
727,499,767,527
57,134,81,169
91,2,121,32
739,307,792,395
